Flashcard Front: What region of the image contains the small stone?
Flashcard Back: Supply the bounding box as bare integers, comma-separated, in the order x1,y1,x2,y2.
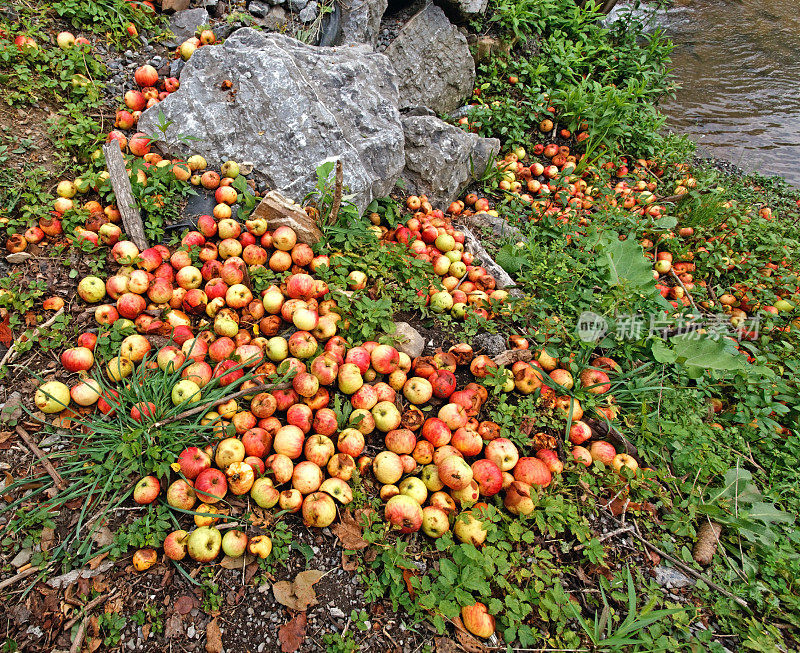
248,0,270,17
38,434,60,448
11,548,32,568
472,333,505,357
186,624,196,638
169,59,185,78
330,607,345,619
654,565,695,589
288,0,307,11
392,322,424,359
298,1,318,22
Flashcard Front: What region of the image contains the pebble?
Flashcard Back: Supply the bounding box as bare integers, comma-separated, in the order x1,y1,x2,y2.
288,0,307,10
298,1,318,22
654,565,695,589
170,60,185,77
472,332,506,357
257,645,265,652
11,548,32,568
39,434,60,448
330,607,345,619
124,49,134,59
187,624,196,638
249,0,270,17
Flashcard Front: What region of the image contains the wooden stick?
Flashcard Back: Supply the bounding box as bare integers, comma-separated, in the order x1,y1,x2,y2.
151,380,292,428
0,308,64,369
69,619,87,653
0,565,40,591
16,426,66,490
627,521,749,609
329,160,343,226
64,592,111,631
670,269,699,313
103,143,148,251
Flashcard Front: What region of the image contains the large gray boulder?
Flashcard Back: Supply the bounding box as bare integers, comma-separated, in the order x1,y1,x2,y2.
385,3,475,115
399,113,499,209
138,29,405,214
335,0,388,48
436,0,489,21
164,8,209,47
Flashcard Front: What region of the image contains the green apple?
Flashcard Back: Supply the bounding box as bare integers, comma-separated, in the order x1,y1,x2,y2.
172,379,202,406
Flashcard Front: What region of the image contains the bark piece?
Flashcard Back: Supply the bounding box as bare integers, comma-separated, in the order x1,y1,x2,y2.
103,144,148,251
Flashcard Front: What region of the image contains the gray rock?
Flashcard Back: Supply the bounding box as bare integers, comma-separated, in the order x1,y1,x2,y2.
654,565,695,589
139,30,405,215
437,0,489,20
329,607,346,619
392,322,424,359
165,8,210,47
465,212,524,241
169,59,185,78
399,113,499,209
263,5,289,31
298,1,318,22
11,548,32,568
472,333,506,357
288,0,307,10
385,3,475,114
334,0,388,49
461,226,518,292
248,0,270,17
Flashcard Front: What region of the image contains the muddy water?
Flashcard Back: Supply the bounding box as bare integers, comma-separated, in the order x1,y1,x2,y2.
614,0,800,185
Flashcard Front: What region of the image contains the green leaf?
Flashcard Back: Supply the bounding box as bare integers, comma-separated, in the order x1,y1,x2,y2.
439,558,458,584
650,339,677,364
669,333,749,375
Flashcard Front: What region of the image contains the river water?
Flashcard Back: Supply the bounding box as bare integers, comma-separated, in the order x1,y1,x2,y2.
611,0,800,185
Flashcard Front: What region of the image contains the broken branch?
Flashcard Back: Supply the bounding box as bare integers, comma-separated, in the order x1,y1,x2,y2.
16,426,66,490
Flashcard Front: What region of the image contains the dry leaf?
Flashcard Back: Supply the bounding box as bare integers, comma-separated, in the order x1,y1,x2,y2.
402,569,416,598
455,628,489,653
164,614,184,639
88,552,108,570
452,617,490,653
278,612,307,653
175,595,195,616
341,552,358,572
220,553,255,569
91,526,114,547
434,637,460,653
272,570,325,611
88,637,102,653
0,313,11,348
331,514,368,550
244,562,260,585
205,617,223,653
40,527,55,552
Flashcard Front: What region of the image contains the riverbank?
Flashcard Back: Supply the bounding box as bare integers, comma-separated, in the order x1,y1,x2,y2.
1,1,799,652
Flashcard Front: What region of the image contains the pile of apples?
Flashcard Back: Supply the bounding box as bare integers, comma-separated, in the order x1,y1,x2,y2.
378,196,507,320
369,346,638,543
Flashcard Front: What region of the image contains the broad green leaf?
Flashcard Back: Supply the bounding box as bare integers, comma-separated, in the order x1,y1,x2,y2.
669,333,750,374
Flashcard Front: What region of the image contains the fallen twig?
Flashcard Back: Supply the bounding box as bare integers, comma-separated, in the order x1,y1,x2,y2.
69,619,86,653
151,380,291,428
64,592,112,631
16,426,66,490
329,160,343,226
574,524,634,551
627,520,748,609
670,269,699,313
0,308,64,369
103,143,148,251
0,565,41,591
